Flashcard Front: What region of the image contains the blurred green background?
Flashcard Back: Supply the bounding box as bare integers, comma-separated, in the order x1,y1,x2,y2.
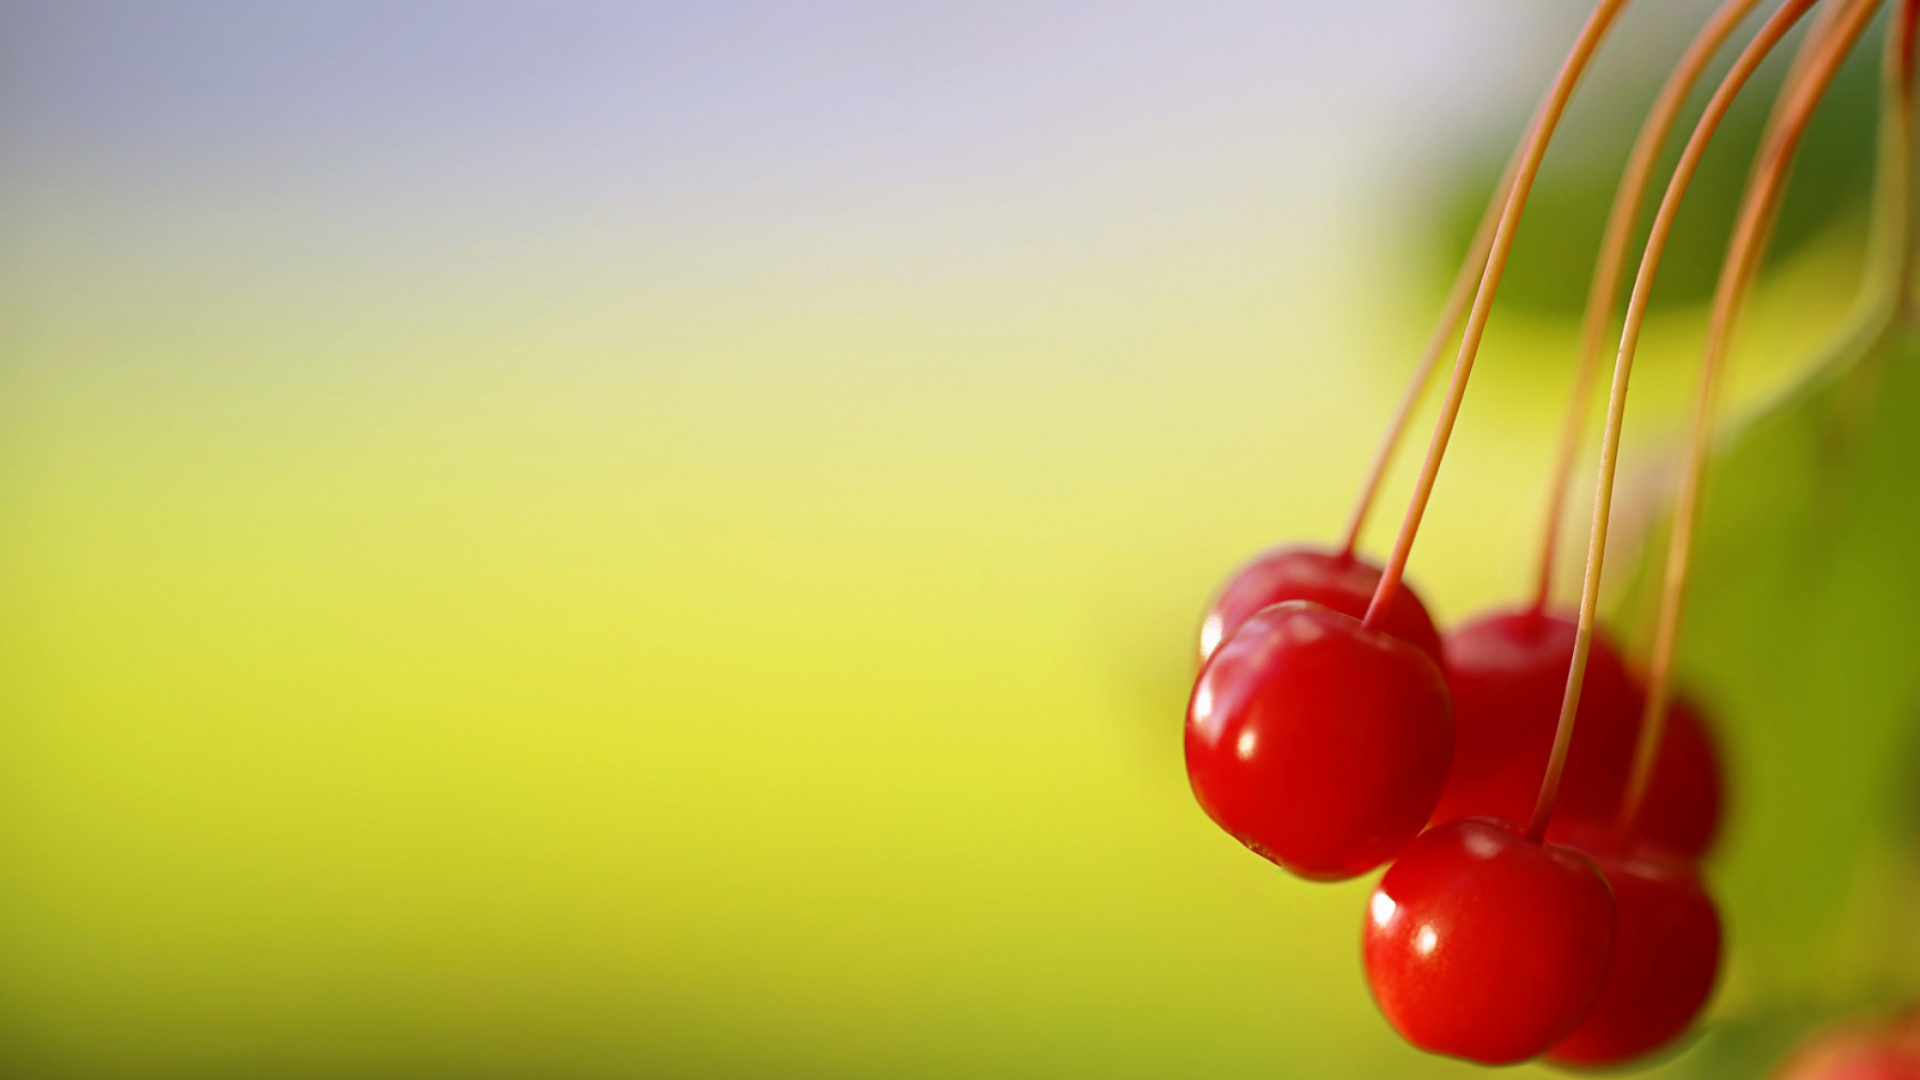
0,1,1913,1076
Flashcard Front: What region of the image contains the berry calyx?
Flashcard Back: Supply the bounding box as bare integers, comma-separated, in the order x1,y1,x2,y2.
1198,545,1444,666
1186,600,1453,880
1364,816,1616,1064
1433,609,1640,829
1546,843,1722,1067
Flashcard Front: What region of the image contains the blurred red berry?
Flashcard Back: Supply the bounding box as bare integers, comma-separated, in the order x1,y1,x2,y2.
1435,608,1640,828
1548,844,1721,1066
1774,1011,1920,1080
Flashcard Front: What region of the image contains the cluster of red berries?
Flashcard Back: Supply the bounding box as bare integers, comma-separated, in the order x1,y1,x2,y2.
1176,0,1919,1064
1186,545,1724,1066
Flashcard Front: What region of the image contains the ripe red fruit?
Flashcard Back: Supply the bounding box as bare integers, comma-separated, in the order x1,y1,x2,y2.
1364,816,1616,1064
1547,844,1721,1067
1773,1011,1920,1080
1542,692,1726,859
1434,608,1640,828
1198,545,1444,666
1620,694,1725,860
1186,600,1453,880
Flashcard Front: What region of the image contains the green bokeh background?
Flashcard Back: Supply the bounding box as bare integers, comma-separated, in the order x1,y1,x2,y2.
0,2,1913,1076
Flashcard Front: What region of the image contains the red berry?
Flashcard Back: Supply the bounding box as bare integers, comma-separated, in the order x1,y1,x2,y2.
1622,694,1725,860
1199,545,1444,666
1542,691,1727,859
1186,600,1453,880
1547,844,1721,1067
1434,609,1640,829
1364,817,1616,1064
1774,1011,1920,1080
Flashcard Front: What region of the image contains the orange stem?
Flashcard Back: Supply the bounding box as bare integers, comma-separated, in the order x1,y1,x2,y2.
1529,0,1827,843
1362,0,1633,632
1764,0,1856,152
1341,141,1528,557
1896,0,1920,317
1531,0,1769,614
1618,0,1899,839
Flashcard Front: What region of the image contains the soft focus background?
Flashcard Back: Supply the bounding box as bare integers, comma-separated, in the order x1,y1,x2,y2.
0,2,1908,1076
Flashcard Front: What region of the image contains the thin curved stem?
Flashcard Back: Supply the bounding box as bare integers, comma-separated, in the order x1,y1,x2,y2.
1362,0,1633,632
1341,141,1527,557
1694,0,1871,365
1618,0,1901,839
1531,0,1769,615
1763,0,1855,152
1528,0,1828,843
1893,0,1920,319
1735,0,1864,313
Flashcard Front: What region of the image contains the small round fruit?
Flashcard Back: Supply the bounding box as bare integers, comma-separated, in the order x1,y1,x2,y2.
1773,1010,1920,1079
1199,544,1444,665
1435,609,1640,828
1364,816,1616,1065
1625,695,1725,860
1186,600,1453,880
1548,845,1721,1067
1545,693,1727,859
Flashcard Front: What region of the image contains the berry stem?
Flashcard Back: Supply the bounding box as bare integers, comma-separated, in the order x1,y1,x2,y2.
1763,0,1855,157
1728,0,1858,312
1528,0,1825,844
1361,0,1633,633
1340,142,1526,558
1891,0,1920,320
1529,0,1768,615
1616,0,1902,840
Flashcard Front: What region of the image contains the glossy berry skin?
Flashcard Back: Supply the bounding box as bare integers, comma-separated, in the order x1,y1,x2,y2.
1434,609,1640,829
1364,816,1616,1065
1773,1012,1920,1080
1186,600,1453,880
1547,844,1721,1067
1199,544,1444,666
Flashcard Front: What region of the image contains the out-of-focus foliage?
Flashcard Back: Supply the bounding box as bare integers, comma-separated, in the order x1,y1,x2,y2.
1612,313,1920,1075
1435,19,1881,316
